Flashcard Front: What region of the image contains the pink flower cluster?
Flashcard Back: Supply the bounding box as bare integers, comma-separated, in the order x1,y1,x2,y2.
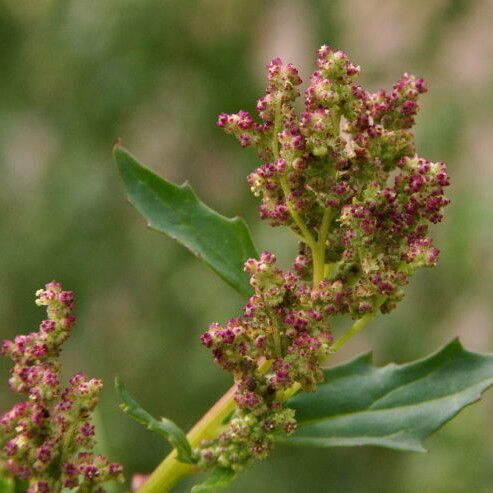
199,45,450,475
0,282,123,492
219,45,450,313
197,252,332,471
197,408,296,472
205,252,333,396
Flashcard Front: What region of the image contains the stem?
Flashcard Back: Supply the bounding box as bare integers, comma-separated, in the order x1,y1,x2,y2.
312,251,324,286
280,176,317,250
324,262,333,279
271,102,282,161
137,387,235,493
137,360,272,493
331,312,376,353
271,318,282,357
138,309,379,492
271,101,317,252
318,207,332,256
313,207,333,285
281,311,377,402
312,110,340,285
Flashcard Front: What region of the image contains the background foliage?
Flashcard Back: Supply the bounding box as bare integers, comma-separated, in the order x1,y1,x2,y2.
0,1,492,491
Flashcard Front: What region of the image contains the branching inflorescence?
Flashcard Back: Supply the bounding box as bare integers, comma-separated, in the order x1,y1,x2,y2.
197,46,450,473
0,282,123,492
0,44,452,492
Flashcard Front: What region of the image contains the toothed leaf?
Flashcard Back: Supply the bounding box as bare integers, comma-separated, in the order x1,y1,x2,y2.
280,340,493,451
114,145,257,297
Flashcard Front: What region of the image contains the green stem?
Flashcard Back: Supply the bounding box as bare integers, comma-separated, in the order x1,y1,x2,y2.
313,207,333,285
331,312,376,353
266,306,282,357
318,207,332,252
271,101,282,161
312,250,324,286
271,101,317,252
138,309,379,492
137,360,272,493
137,387,236,493
280,176,317,250
282,311,376,401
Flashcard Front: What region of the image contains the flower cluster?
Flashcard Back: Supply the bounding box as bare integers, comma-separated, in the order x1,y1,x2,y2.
197,408,296,473
0,282,123,492
197,252,332,471
202,252,333,398
218,45,449,314
199,46,449,475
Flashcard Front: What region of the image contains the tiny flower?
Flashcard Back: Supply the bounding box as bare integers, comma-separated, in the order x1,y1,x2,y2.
37,446,52,463
108,462,124,477
80,422,95,437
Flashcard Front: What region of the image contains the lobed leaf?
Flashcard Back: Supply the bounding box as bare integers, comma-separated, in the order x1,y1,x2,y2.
280,339,493,452
113,145,258,297
115,378,195,464
191,468,236,493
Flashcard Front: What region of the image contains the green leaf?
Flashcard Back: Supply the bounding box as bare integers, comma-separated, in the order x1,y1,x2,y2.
280,339,493,452
113,145,258,297
115,378,195,464
191,468,236,493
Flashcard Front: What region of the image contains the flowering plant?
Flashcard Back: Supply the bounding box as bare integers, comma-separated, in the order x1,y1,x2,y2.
0,283,123,492
2,45,493,493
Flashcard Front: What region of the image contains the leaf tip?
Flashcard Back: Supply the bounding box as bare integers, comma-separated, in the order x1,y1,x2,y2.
452,335,463,345
112,139,126,162
354,350,374,367
448,337,465,353
112,141,127,166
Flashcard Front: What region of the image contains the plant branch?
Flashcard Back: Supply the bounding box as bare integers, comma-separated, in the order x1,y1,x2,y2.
331,312,376,353
137,360,272,493
281,310,377,402
137,309,380,492
313,207,333,285
136,387,235,493
280,176,317,250
271,101,317,252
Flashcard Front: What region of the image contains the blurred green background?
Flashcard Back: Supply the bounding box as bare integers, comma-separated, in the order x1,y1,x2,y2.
1,1,492,491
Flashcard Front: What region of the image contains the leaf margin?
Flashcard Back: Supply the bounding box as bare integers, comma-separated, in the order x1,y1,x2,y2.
113,144,258,297
191,467,236,493
279,339,493,452
115,377,195,464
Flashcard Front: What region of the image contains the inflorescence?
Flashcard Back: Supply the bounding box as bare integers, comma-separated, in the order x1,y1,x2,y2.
197,46,450,473
0,282,123,493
